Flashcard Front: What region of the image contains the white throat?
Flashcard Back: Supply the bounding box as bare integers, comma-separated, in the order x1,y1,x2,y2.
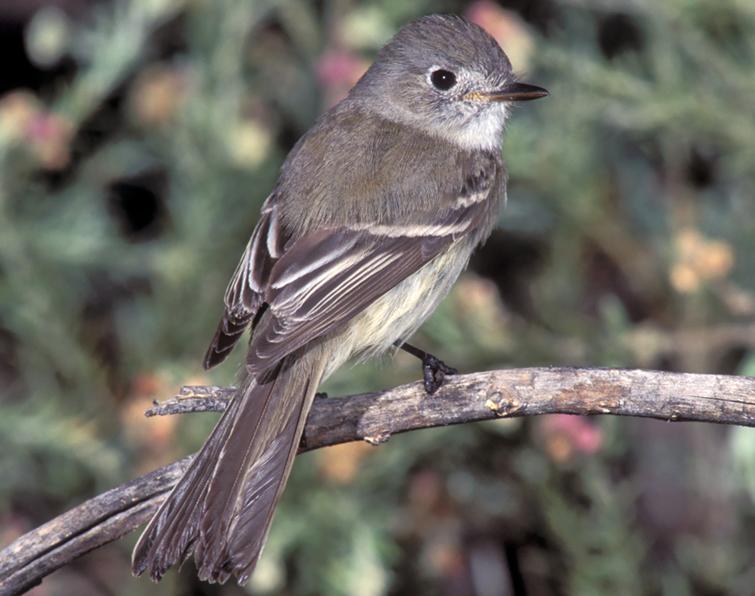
439,105,508,150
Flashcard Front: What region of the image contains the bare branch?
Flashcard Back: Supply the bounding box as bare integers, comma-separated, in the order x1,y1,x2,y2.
1,367,753,594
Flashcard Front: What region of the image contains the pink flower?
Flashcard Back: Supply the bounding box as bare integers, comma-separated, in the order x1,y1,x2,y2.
538,415,603,462
316,49,368,107
25,111,72,170
0,91,71,168
466,1,535,71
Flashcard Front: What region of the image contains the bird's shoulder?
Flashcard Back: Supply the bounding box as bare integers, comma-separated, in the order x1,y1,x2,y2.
274,100,504,234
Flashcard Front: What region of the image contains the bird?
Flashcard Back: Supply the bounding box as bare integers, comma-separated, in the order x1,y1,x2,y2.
132,13,547,585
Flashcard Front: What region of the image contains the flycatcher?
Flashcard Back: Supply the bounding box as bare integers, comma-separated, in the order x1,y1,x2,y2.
133,14,547,584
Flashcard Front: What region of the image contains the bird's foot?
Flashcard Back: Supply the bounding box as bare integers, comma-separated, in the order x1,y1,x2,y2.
422,354,457,395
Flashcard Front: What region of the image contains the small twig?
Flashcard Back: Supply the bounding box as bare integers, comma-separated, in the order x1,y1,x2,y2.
1,367,753,595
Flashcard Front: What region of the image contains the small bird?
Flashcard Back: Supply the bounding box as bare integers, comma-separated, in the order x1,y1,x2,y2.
132,14,547,585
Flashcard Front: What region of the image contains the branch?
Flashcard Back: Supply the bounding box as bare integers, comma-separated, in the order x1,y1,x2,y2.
1,367,753,594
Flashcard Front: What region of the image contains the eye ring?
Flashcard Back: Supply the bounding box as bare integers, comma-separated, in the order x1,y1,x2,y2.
430,69,457,91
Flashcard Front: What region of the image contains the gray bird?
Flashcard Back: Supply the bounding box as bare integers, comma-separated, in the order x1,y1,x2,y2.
132,13,547,585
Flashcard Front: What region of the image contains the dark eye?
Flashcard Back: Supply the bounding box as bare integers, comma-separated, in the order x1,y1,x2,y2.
430,69,457,91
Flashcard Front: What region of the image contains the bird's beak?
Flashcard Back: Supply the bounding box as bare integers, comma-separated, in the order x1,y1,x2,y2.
468,81,549,102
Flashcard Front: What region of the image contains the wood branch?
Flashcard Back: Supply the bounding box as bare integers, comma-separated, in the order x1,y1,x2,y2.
1,367,753,595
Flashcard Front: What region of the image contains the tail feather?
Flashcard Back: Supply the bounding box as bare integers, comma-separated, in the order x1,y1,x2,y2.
199,399,305,583
132,395,241,579
228,378,315,583
132,353,324,584
194,371,281,572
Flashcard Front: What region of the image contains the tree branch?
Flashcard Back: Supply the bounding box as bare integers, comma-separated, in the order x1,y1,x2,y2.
1,367,753,594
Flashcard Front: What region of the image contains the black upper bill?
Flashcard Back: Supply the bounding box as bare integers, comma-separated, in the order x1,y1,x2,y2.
486,82,549,102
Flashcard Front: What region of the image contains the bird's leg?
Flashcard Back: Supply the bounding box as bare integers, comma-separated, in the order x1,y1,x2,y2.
395,341,457,395
314,392,329,400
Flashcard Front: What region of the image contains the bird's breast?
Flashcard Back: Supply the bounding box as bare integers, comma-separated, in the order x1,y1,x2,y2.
321,238,478,379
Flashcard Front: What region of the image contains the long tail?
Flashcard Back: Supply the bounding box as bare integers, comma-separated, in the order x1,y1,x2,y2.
132,351,326,584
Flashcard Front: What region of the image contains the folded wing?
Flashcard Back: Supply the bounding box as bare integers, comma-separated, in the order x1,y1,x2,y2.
246,200,486,375
203,196,284,369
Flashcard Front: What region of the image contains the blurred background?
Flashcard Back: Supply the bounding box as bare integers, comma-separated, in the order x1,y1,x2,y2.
0,0,753,594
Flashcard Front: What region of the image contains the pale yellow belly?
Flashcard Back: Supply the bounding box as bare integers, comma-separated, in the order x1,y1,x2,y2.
321,239,476,379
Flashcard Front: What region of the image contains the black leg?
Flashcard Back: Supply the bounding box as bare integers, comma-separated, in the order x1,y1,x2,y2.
395,341,457,395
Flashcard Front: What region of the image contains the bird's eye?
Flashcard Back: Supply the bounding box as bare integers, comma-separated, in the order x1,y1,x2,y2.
430,69,457,91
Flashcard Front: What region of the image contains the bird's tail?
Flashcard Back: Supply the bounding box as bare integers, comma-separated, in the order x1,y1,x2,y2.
132,350,326,584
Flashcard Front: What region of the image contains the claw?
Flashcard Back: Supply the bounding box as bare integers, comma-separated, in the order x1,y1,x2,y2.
395,341,457,395
422,354,457,395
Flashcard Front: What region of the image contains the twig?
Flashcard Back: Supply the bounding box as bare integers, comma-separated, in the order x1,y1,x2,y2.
1,367,753,595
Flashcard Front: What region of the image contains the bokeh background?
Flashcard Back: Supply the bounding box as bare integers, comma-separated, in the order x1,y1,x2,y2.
1,0,754,594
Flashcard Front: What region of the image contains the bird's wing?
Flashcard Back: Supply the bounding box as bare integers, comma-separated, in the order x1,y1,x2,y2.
246,193,493,375
205,145,501,373
203,196,285,369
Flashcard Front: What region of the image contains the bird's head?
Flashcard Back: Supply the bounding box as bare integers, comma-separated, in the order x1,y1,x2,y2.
352,14,548,149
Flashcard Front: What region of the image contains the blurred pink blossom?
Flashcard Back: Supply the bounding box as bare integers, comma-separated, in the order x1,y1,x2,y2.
25,111,72,170
26,111,65,143
0,91,72,170
538,415,603,462
316,49,368,107
466,1,535,71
